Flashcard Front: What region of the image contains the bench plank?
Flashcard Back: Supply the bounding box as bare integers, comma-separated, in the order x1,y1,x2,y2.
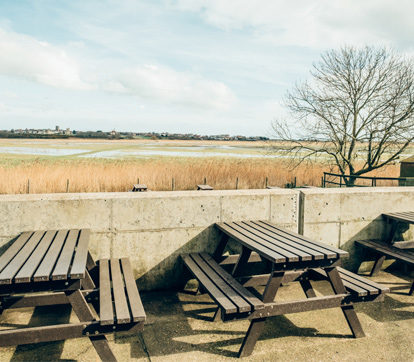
191,253,252,313
52,229,79,280
110,258,131,324
230,222,301,262
0,231,44,284
242,221,318,261
383,212,414,224
257,221,347,259
14,230,56,283
356,240,414,265
33,230,68,282
99,259,114,326
200,253,264,311
0,232,33,273
120,258,146,322
217,223,287,263
70,229,90,279
182,254,238,314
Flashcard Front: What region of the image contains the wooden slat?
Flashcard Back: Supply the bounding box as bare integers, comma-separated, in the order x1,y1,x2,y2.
216,223,287,263
120,258,146,322
110,258,130,324
240,221,316,261
33,230,68,282
99,259,114,325
356,240,414,265
310,268,368,296
253,221,336,259
0,231,44,284
337,267,390,294
14,230,56,283
0,232,33,273
52,229,79,280
257,220,348,258
383,212,414,224
191,253,251,313
200,253,264,311
231,222,302,262
182,254,237,314
70,229,91,279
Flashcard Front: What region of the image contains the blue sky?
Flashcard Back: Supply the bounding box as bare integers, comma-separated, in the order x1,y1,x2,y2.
0,0,413,136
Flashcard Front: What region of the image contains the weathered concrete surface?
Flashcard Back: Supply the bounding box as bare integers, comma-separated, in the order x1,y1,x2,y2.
300,187,414,270
0,189,299,290
1,269,412,361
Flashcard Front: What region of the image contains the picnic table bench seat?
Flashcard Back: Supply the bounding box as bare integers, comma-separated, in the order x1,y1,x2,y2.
0,229,146,362
181,253,264,319
355,239,414,295
99,258,146,326
310,267,390,301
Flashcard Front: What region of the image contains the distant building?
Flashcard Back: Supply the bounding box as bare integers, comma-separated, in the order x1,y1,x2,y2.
400,156,414,186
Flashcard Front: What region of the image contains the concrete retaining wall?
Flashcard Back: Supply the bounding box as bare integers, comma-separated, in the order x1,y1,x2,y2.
301,187,414,270
0,187,413,290
0,189,299,290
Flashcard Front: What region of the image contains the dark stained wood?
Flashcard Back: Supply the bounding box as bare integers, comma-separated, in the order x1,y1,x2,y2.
239,221,314,261
231,222,302,261
256,220,347,258
99,259,114,326
120,258,146,322
216,223,287,263
356,240,414,265
52,229,79,280
70,229,91,279
0,232,33,273
383,211,414,224
197,184,213,190
192,253,251,313
200,253,264,311
110,258,131,324
0,231,44,284
182,254,238,314
14,230,57,283
33,230,68,282
132,184,147,192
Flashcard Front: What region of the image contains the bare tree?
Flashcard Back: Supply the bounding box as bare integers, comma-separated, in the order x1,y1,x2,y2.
273,46,414,186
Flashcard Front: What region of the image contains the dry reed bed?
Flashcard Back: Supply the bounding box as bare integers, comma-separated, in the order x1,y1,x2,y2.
0,158,400,194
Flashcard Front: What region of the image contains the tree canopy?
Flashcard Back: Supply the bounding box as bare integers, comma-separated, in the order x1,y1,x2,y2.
273,46,414,185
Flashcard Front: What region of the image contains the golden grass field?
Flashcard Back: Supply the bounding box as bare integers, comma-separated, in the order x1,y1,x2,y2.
0,156,400,194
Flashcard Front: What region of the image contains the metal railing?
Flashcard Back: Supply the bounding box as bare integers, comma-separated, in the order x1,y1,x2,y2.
322,172,414,188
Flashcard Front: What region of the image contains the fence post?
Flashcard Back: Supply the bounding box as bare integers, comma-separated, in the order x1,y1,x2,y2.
323,173,326,188
66,179,70,193
204,177,207,185
172,177,175,191
27,179,30,194
339,176,342,188
235,177,239,190
265,176,268,188
294,177,297,188
137,178,140,184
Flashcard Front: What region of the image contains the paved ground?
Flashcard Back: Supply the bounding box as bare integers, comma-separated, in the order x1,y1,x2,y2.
0,267,413,361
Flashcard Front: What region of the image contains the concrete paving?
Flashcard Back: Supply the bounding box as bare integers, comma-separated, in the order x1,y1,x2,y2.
0,268,413,361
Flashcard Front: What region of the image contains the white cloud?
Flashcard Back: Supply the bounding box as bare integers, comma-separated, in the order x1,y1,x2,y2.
170,0,414,49
111,64,237,110
0,27,91,90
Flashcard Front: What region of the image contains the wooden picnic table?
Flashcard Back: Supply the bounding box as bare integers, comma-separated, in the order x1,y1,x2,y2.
182,220,389,357
382,211,414,248
0,229,146,361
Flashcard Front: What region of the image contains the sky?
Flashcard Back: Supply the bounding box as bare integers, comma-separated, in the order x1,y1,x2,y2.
0,0,414,136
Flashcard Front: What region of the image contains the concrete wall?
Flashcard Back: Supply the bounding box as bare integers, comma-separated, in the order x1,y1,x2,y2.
300,187,414,270
0,189,299,290
0,187,413,290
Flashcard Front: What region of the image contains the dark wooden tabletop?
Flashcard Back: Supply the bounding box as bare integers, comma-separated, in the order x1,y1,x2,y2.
216,220,348,264
382,211,414,224
0,229,90,285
